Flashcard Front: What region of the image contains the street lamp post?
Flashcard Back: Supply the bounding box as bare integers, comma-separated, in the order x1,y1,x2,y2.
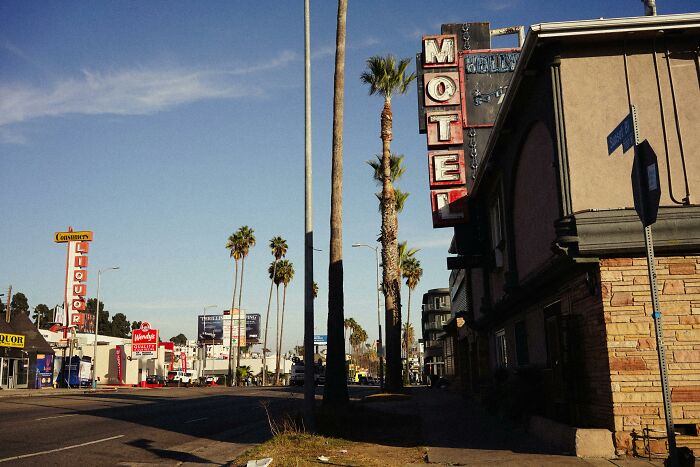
201,305,217,383
92,266,119,389
352,243,384,391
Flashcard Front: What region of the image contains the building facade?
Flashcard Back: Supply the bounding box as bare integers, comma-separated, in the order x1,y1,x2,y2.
0,312,54,389
420,13,700,455
421,288,452,382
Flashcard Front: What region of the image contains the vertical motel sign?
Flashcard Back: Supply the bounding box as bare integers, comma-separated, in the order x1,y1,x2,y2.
419,25,520,228
54,228,93,336
421,34,469,228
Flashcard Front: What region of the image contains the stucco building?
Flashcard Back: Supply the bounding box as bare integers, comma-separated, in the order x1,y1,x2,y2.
421,13,700,456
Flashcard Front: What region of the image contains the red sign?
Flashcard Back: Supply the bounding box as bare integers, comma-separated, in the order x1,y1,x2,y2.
115,345,123,383
181,352,187,372
131,321,159,359
70,313,84,326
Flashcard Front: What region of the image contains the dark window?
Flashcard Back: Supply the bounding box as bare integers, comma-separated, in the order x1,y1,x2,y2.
514,320,529,366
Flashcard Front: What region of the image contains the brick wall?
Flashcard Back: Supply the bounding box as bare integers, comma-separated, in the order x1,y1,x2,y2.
601,256,700,453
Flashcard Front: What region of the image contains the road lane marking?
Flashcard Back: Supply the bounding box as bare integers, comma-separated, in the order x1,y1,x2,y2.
0,435,124,463
184,417,208,424
34,413,77,421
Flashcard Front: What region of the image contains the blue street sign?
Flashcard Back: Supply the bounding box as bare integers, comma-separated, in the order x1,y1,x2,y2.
607,113,635,155
313,334,328,345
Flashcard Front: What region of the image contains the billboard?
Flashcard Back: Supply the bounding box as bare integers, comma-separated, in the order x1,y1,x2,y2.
131,322,159,359
246,313,260,344
198,315,224,344
314,335,328,345
76,312,95,334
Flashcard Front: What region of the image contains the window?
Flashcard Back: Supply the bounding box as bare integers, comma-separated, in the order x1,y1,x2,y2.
495,329,508,368
489,193,504,268
434,295,448,309
514,321,529,366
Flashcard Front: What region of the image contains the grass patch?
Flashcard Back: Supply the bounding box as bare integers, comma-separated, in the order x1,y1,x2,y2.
234,432,425,466
233,400,425,466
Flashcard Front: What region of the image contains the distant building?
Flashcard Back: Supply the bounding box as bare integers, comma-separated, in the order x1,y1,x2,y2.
421,288,451,383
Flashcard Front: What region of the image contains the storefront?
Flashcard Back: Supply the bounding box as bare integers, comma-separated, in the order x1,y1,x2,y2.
0,312,54,390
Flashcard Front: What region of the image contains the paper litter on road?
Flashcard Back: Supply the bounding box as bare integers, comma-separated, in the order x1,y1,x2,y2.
317,455,330,462
246,458,272,467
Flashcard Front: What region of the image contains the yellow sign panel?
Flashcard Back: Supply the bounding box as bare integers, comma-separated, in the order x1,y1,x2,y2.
0,333,25,348
54,231,93,243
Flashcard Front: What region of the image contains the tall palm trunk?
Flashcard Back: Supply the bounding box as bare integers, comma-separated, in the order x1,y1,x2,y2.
274,283,281,384
324,0,349,406
228,259,239,386
276,283,289,385
262,259,278,386
380,97,402,392
236,256,246,385
404,288,412,384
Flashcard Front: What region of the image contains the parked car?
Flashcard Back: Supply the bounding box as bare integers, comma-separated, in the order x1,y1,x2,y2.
204,376,223,386
167,370,194,386
144,375,166,388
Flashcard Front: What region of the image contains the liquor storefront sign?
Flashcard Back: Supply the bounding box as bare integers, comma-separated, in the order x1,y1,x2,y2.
0,333,25,348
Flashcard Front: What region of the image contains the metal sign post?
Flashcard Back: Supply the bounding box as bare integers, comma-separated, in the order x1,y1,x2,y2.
628,106,677,467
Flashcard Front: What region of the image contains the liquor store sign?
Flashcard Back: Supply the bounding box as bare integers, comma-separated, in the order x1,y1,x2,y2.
54,229,93,327
0,333,25,349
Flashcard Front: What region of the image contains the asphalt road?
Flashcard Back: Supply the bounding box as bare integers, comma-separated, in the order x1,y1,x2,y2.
0,385,331,466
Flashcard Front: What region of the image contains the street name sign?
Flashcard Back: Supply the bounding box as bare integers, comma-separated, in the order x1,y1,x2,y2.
607,113,635,155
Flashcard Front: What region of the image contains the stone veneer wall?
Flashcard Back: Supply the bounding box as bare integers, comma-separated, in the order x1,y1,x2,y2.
601,256,700,454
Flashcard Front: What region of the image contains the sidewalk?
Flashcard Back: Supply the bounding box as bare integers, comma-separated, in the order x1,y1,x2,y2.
0,385,140,398
367,386,664,466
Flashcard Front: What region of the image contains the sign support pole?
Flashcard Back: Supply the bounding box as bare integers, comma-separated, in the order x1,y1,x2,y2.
630,106,677,466
644,226,677,466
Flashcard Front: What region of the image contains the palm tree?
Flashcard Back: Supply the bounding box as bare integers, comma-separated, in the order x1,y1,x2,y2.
268,261,283,385
398,241,419,277
402,257,423,384
312,281,319,299
402,322,415,381
344,317,357,356
262,236,287,386
225,231,244,386
361,54,416,392
349,324,368,358
275,259,295,385
367,153,409,213
234,225,256,385
325,0,349,407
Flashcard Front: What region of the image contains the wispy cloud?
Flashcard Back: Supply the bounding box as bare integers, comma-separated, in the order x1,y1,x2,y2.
311,45,335,60
2,40,53,76
0,51,297,130
312,36,380,60
401,27,428,41
485,1,516,12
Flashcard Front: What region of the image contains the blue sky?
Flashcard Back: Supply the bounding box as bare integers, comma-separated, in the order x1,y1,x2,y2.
2,1,697,350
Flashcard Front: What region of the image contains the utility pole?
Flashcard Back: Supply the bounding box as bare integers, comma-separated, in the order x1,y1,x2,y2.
5,285,12,323
303,0,316,431
643,0,657,16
